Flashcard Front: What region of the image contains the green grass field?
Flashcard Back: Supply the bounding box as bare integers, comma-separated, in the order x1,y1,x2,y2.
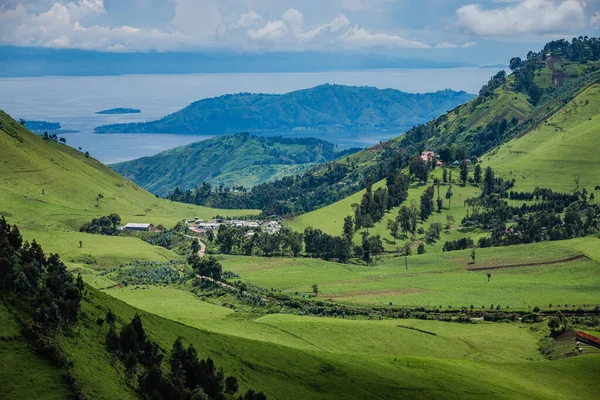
0,304,73,400
220,237,600,308
95,283,600,400
484,83,600,192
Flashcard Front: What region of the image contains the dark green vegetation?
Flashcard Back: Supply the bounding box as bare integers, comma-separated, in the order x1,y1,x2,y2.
94,84,474,134
112,133,360,196
96,108,141,115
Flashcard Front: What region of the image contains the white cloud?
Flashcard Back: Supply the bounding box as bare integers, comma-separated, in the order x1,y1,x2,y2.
0,1,447,52
0,1,192,51
592,11,600,25
456,0,587,37
283,8,304,32
236,11,263,28
462,41,477,48
437,42,458,49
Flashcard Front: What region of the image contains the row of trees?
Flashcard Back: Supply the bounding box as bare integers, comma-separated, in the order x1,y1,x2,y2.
106,313,265,400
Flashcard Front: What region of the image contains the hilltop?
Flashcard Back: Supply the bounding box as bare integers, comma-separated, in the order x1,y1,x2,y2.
111,133,360,196
94,84,474,134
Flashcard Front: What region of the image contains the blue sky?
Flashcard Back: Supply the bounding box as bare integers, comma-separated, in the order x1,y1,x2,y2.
1,1,600,64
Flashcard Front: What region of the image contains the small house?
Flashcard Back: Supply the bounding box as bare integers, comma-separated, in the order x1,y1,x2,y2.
123,223,154,232
436,161,444,168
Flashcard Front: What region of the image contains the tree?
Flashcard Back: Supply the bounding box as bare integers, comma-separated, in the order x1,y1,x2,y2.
397,206,412,238
225,376,239,395
417,243,425,254
79,240,83,248
436,185,443,213
206,229,215,243
420,186,435,221
470,247,476,264
509,57,522,71
446,214,456,231
483,167,495,195
442,167,448,184
311,283,319,297
459,160,469,185
474,164,482,186
343,216,354,243
409,156,429,183
191,240,200,255
96,193,104,207
387,219,399,242
59,137,67,144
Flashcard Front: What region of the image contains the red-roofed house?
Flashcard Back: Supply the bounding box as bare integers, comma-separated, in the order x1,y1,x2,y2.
576,331,600,349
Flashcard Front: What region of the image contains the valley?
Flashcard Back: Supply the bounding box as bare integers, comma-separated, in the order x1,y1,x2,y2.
2,37,600,400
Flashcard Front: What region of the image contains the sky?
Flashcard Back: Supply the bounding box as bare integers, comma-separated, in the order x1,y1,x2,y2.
1,0,600,64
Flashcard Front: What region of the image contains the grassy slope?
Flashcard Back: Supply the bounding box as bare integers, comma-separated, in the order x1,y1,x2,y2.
484,83,600,191
0,304,74,400
0,110,257,257
288,168,484,252
219,237,600,308
97,284,600,400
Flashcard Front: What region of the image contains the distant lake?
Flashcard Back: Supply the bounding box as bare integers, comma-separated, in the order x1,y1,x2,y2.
0,68,495,164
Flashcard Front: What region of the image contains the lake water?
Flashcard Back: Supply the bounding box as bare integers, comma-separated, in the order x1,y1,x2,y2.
0,68,495,164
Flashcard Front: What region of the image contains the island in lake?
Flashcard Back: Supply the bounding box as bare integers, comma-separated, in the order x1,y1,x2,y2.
23,120,79,134
95,108,141,115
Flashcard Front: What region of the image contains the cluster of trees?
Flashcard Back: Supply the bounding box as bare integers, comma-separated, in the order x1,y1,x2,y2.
167,162,364,217
42,131,66,144
215,225,303,258
353,181,389,230
477,70,507,101
188,256,223,281
105,313,265,399
468,186,600,248
543,37,600,64
80,213,121,236
304,227,352,262
0,217,83,332
442,237,474,252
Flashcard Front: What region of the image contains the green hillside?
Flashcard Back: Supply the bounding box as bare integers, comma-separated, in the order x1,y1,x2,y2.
111,133,358,196
0,110,257,257
94,84,474,134
484,83,600,191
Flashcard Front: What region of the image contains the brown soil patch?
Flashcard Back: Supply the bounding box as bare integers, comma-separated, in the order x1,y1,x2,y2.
467,255,587,272
546,56,568,88
324,287,428,299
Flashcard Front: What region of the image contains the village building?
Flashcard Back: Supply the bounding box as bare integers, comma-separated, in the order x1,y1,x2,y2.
123,223,154,232
576,331,600,349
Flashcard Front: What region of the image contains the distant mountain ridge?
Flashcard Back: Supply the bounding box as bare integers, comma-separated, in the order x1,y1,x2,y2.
110,133,359,196
94,84,475,134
